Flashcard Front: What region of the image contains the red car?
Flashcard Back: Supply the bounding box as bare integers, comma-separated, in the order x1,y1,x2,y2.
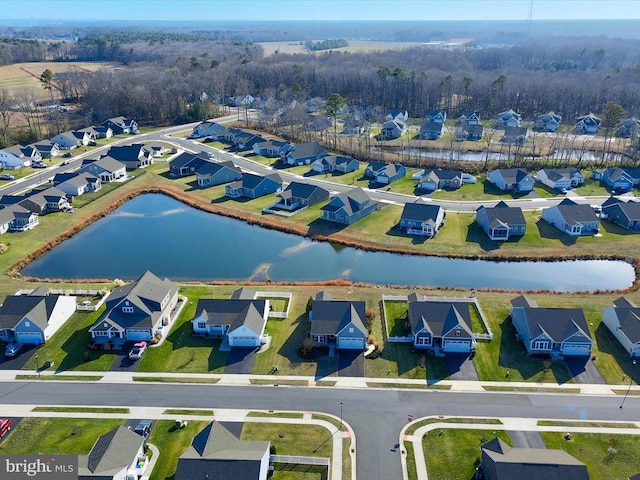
128,342,147,360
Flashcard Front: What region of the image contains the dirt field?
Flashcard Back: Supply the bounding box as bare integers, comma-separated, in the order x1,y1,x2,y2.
258,40,424,56
0,61,118,99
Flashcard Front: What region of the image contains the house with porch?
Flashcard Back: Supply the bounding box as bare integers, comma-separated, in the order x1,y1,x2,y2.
379,119,407,140
510,295,593,357
535,112,562,132
455,124,485,141
175,421,270,480
536,168,584,192
600,167,640,192
541,198,600,236
419,110,447,139
602,297,640,358
617,118,640,139
575,113,601,134
103,144,153,170
225,173,283,199
272,181,329,211
20,187,69,214
495,110,521,128
487,168,534,193
399,199,445,237
601,197,640,231
480,437,590,480
79,157,127,182
50,130,91,149
195,160,242,187
6,205,39,231
169,152,212,176
78,426,148,480
458,110,481,126
0,292,76,346
100,116,138,135
0,150,26,170
365,162,406,185
476,201,526,241
191,293,268,348
417,168,463,192
309,291,368,350
78,125,113,139
55,172,101,197
312,155,359,174
3,144,41,167
253,139,292,157
30,140,60,158
88,271,178,347
191,120,227,138
281,142,328,166
321,187,378,225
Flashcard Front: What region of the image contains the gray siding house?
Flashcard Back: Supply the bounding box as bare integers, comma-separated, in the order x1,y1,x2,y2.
321,188,378,225
399,199,445,237
310,292,368,350
487,168,534,193
225,173,283,199
475,201,526,241
602,297,640,358
601,197,640,231
541,198,600,236
195,161,242,187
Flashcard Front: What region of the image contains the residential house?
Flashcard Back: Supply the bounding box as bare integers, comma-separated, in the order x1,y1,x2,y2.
487,168,535,193
417,168,463,192
602,297,640,358
601,197,640,231
458,110,481,126
476,201,526,241
2,144,40,167
77,426,148,480
19,187,69,214
321,187,378,225
601,167,640,192
100,116,138,135
399,199,445,237
169,152,212,176
191,295,268,348
535,111,562,132
195,160,242,188
419,110,447,140
342,116,368,135
536,168,584,192
0,292,76,346
499,126,528,145
0,149,26,170
281,142,328,166
88,271,178,346
309,291,368,350
365,161,406,185
617,118,640,139
311,155,359,174
30,140,60,158
78,125,113,139
272,181,329,211
79,157,127,183
480,437,590,480
575,113,601,134
143,142,167,157
455,124,485,141
225,173,283,199
191,120,226,138
541,198,600,236
252,139,292,157
175,421,270,480
495,109,521,128
0,207,15,234
386,109,409,122
232,131,265,151
304,97,325,113
379,119,406,140
50,130,91,149
5,205,39,231
510,295,593,356
55,172,101,197
304,115,332,133
103,144,153,170
408,296,476,354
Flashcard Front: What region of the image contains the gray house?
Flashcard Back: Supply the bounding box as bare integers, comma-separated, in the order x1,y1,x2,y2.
103,144,153,170
536,168,584,191
419,110,446,139
535,111,562,132
169,152,213,176
321,188,378,225
225,173,283,199
175,421,270,480
273,181,329,211
80,157,127,183
408,296,476,354
281,142,328,166
487,168,534,193
480,437,589,480
575,113,601,134
510,295,593,357
617,118,640,139
475,201,526,241
365,162,406,185
310,291,368,350
100,116,138,135
602,297,640,358
541,198,600,236
195,160,242,187
379,119,406,140
601,197,640,231
417,168,463,192
495,109,521,128
88,271,178,346
312,155,359,174
399,199,445,237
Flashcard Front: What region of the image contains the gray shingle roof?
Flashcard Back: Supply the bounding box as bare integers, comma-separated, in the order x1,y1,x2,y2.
514,306,591,344
194,299,266,333
401,199,443,224
477,201,525,228
555,198,599,223
0,295,62,329
408,300,473,337
310,299,367,336
78,426,143,477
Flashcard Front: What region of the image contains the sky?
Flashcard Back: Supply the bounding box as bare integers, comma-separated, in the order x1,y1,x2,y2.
3,0,640,22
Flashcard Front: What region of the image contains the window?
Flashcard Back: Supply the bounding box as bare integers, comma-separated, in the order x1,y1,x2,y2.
349,327,354,333
197,322,206,329
25,321,30,328
416,336,430,345
122,307,134,313
455,330,461,337
533,341,549,350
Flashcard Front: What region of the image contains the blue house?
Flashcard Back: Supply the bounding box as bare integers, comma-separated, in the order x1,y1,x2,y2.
365,162,406,185
475,201,526,241
272,182,329,211
399,199,445,237
310,291,368,350
417,169,463,192
225,173,283,199
169,152,213,176
487,168,534,193
601,197,640,231
312,155,359,174
321,188,378,225
281,142,328,166
601,168,638,192
195,161,242,187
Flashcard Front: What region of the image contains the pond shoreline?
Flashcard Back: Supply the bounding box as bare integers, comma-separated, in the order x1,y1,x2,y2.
10,179,639,294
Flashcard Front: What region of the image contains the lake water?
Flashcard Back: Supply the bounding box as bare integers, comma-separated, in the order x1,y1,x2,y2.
21,194,635,292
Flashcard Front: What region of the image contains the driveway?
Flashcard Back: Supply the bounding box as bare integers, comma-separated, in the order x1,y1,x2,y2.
224,348,257,374
565,356,606,384
0,344,39,371
110,343,142,372
446,353,479,381
337,350,364,377
508,430,546,449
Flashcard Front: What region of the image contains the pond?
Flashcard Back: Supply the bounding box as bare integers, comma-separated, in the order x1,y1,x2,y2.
21,194,635,292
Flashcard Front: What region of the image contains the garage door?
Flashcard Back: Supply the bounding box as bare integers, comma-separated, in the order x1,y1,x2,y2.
338,337,365,350
443,340,471,353
230,336,258,348
16,332,43,345
562,344,591,356
126,331,150,342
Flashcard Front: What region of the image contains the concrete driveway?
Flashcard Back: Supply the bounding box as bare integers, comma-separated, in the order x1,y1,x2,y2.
446,353,479,381
508,430,546,449
0,344,39,371
224,348,257,374
565,356,606,384
337,350,364,377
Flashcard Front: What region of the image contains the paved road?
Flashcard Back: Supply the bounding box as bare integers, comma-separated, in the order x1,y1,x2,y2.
0,382,637,480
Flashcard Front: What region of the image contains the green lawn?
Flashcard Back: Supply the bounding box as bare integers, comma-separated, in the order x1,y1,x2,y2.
241,422,333,458
148,419,209,480
419,429,512,480
542,432,640,480
0,418,123,455
384,300,410,337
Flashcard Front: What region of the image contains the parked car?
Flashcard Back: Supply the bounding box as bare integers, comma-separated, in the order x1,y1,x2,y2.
128,341,147,360
60,160,70,166
0,174,15,181
0,418,11,438
134,420,152,437
32,162,47,169
4,342,22,357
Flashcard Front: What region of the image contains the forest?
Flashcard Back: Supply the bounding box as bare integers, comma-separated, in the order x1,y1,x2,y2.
1,25,640,151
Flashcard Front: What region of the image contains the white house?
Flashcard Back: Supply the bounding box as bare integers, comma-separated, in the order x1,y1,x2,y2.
602,297,640,358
